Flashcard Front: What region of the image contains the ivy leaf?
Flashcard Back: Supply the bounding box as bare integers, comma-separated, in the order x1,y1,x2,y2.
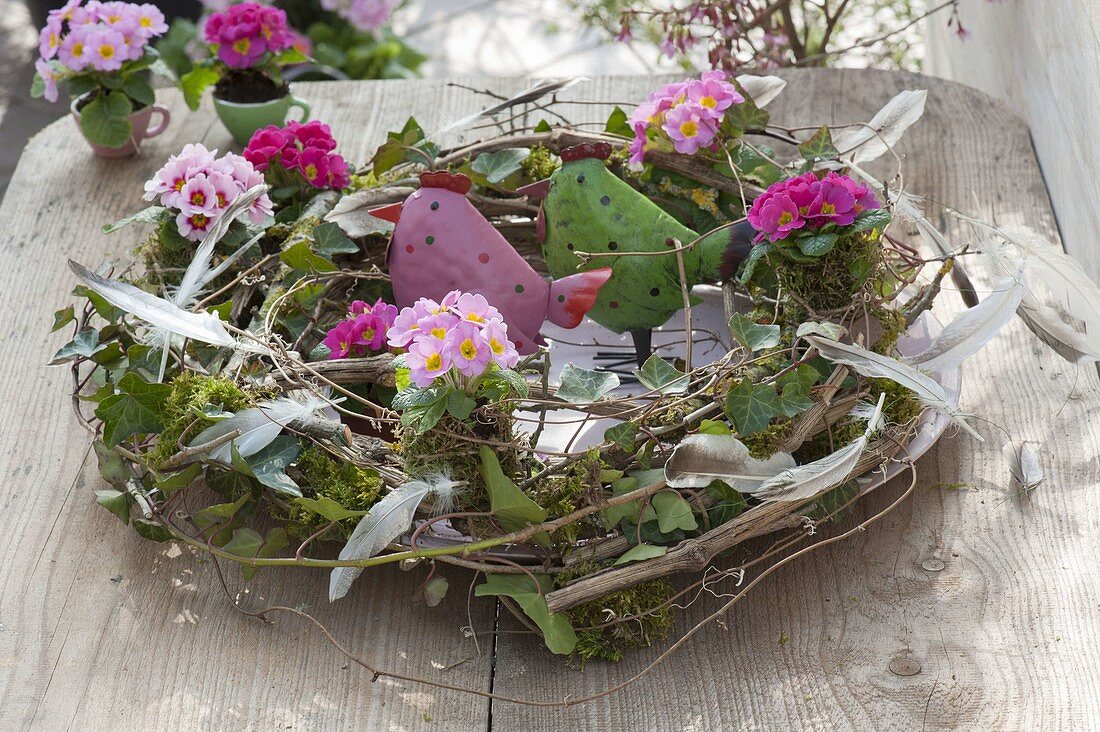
850,208,892,233
798,232,839,257
280,240,337,273
724,379,781,436
728,313,781,352
698,419,732,436
738,242,773,283
480,446,547,533
181,63,221,109
601,476,641,528
49,328,105,365
133,518,173,542
312,222,359,256
223,527,289,581
94,372,171,447
642,490,698,533
778,382,815,418
294,496,369,523
244,436,302,496
604,106,632,137
604,422,639,452
635,355,688,394
95,488,131,524
706,480,747,526
471,148,529,185
556,364,619,403
424,576,449,607
52,306,75,332
154,463,202,497
474,574,578,655
777,363,822,392
371,117,435,176
533,119,552,133
802,480,860,520
724,85,770,132
619,517,685,547
613,543,667,565
797,125,839,162
93,440,130,488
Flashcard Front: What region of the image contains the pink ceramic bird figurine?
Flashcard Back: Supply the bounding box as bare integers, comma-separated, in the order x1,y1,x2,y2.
371,171,611,354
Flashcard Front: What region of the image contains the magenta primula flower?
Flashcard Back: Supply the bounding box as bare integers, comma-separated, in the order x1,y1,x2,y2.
323,319,358,359
756,194,804,241
204,2,293,69
747,171,883,242
298,148,331,188
663,102,718,155
243,126,293,170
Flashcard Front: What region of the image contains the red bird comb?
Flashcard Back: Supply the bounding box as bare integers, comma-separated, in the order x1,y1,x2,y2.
419,171,472,195
560,142,612,163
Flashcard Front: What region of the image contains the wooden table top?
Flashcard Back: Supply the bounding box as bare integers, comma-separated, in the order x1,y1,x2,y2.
1,70,1098,731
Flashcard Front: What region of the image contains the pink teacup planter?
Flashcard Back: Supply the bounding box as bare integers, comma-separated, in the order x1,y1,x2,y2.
70,93,170,158
32,0,173,158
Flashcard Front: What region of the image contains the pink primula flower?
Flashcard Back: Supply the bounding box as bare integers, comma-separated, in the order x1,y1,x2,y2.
663,102,717,155
86,25,127,71
39,15,63,59
483,319,519,369
446,321,492,378
407,335,452,387
35,59,61,102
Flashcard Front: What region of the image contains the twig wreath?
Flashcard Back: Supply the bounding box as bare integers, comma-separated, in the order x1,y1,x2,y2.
51,73,1095,703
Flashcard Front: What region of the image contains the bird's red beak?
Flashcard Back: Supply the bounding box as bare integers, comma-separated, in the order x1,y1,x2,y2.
369,202,403,223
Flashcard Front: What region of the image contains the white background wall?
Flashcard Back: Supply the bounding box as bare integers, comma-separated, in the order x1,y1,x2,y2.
925,0,1100,280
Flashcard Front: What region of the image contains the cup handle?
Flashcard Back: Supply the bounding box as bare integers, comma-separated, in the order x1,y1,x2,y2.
145,104,171,139
287,96,310,123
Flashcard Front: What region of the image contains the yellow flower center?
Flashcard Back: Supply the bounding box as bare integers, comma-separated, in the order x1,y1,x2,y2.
430,327,447,339
191,213,208,227
72,41,84,57
466,312,485,324
459,338,478,359
190,191,206,206
820,202,836,215
425,353,442,371
140,16,152,27
233,38,251,54
489,338,504,355
700,95,717,108
679,120,699,138
98,44,115,59
304,164,318,179
778,211,793,226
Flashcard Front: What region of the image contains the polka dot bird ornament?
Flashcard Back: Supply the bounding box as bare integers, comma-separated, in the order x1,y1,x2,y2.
372,171,612,355
527,143,755,366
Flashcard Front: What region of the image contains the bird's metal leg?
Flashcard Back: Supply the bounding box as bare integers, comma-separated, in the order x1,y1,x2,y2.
630,329,653,369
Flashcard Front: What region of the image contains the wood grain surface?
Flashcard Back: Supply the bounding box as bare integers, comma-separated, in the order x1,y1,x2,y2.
1,70,1097,731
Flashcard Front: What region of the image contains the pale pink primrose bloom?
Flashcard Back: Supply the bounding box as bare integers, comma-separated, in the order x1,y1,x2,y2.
446,321,492,378
176,210,215,240
407,335,452,387
455,292,498,325
178,173,221,216
39,15,63,60
663,102,717,155
483,319,519,369
35,59,60,102
86,25,127,71
59,23,94,71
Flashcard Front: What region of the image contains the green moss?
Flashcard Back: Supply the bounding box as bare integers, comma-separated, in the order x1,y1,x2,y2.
529,449,604,543
519,145,559,180
283,446,384,542
800,377,923,461
149,373,255,466
559,570,675,664
740,418,794,460
772,230,883,313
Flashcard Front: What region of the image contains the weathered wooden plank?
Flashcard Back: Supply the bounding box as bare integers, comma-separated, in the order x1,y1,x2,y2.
488,69,1100,729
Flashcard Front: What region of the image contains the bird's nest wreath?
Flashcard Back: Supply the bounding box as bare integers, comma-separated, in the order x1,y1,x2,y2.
53,74,1090,702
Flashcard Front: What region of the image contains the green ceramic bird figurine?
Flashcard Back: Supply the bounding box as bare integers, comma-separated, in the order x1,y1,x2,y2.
528,142,753,367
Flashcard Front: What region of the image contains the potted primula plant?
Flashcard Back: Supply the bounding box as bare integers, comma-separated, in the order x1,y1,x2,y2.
31,0,173,157
181,2,311,145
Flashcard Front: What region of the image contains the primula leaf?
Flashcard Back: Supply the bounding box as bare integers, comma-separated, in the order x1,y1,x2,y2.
728,313,781,352
312,222,359,255
798,232,839,257
614,543,667,565
121,74,155,107
49,328,105,365
556,364,619,403
724,379,781,436
79,90,134,148
181,63,221,110
479,446,547,532
474,574,578,655
445,390,476,420
471,148,529,185
851,208,892,233
94,372,171,447
635,355,688,394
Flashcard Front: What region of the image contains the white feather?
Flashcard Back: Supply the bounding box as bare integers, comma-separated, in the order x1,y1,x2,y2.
906,270,1027,371
664,433,794,490
69,260,236,348
833,89,927,164
329,473,462,601
432,77,588,141
173,185,268,307
1002,440,1044,492
1017,293,1100,364
735,74,786,107
754,394,886,502
805,335,983,442
189,394,329,463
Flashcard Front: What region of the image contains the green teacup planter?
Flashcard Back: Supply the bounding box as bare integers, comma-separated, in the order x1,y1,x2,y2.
212,92,310,145
70,93,171,158
180,2,311,146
